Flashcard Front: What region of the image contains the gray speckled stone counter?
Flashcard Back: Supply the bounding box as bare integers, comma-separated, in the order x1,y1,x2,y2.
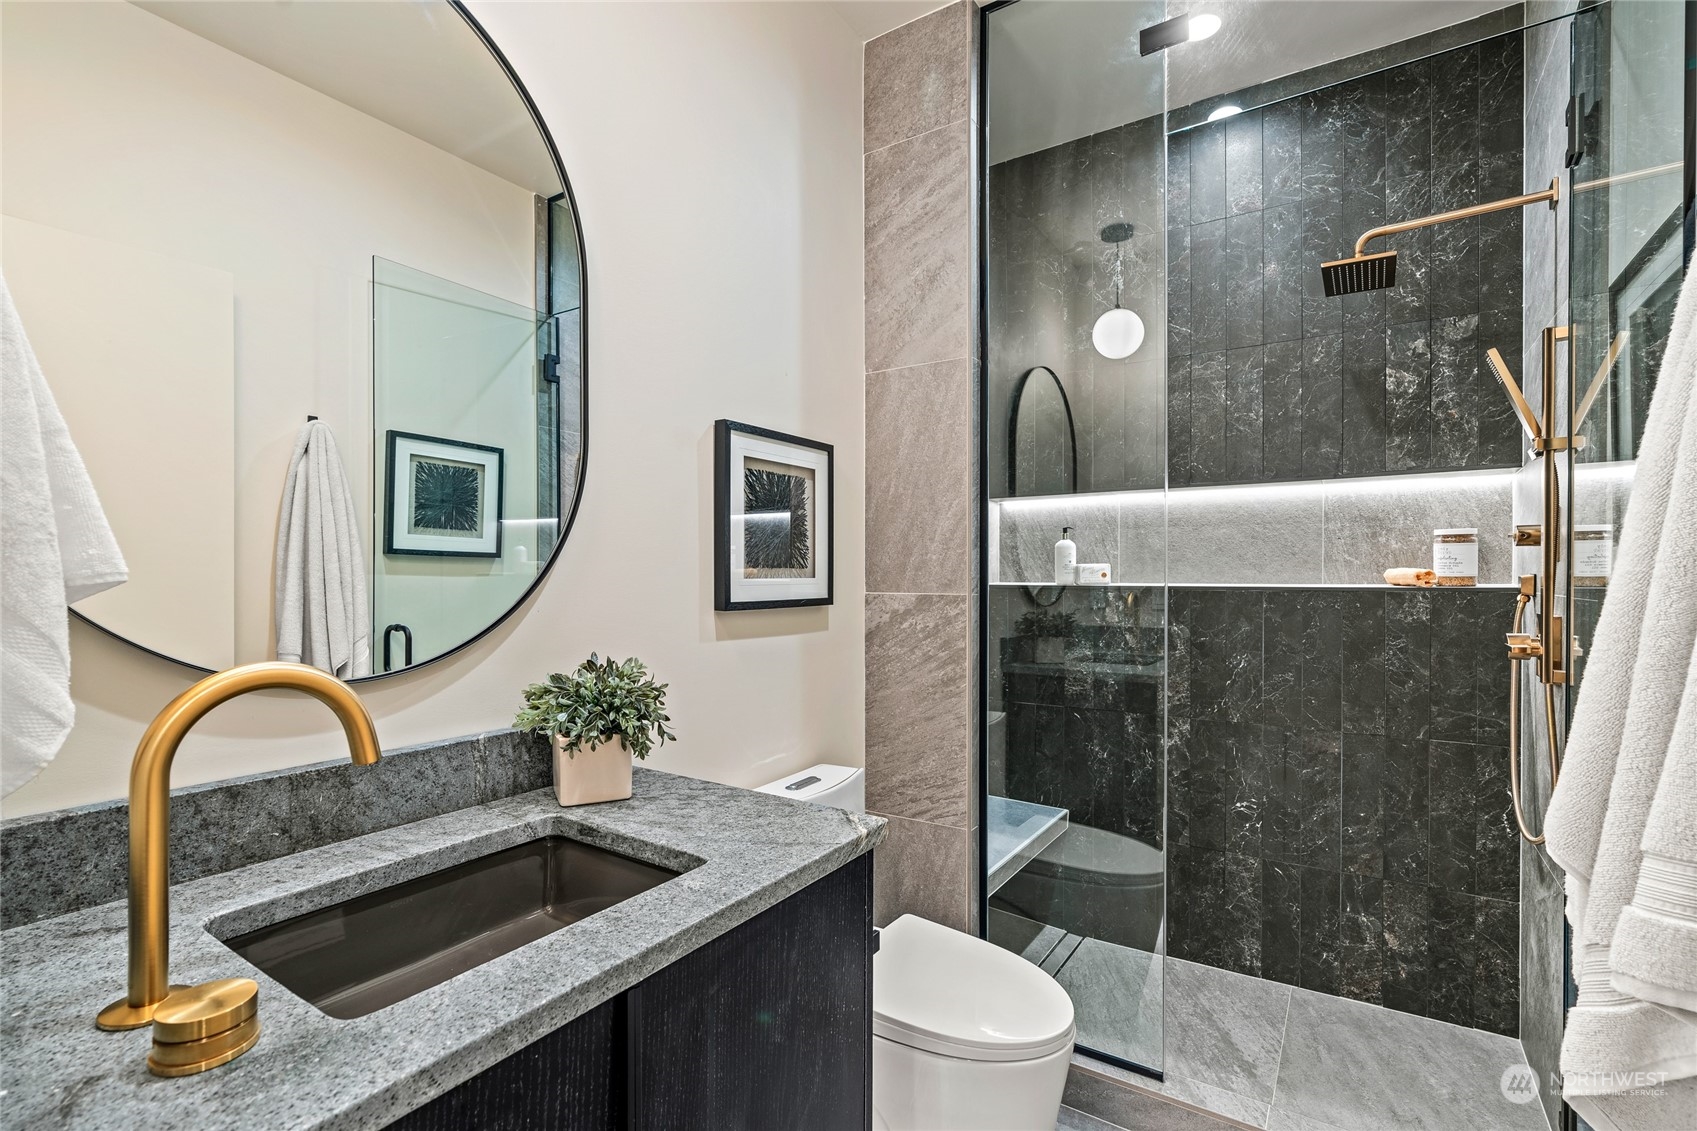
1,768,884,1130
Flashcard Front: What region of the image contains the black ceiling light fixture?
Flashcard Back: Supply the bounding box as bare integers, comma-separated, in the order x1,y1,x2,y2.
1139,11,1221,56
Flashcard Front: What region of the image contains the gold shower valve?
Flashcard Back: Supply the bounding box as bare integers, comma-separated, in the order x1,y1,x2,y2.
1506,632,1543,661
1513,525,1542,548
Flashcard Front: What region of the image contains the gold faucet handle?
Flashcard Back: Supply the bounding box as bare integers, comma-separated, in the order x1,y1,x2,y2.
146,978,261,1077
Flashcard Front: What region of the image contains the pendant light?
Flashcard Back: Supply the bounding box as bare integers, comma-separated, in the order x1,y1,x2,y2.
1092,222,1145,360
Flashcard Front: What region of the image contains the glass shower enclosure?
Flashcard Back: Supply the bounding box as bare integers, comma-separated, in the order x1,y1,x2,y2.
980,0,1690,1096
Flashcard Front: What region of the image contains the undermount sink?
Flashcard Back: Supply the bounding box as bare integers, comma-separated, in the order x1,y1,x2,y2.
223,837,680,1019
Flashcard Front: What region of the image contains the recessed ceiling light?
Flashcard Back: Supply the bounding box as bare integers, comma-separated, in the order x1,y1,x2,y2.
1188,13,1222,42
1207,104,1244,122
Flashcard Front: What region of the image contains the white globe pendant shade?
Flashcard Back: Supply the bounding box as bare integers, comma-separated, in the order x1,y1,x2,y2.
1092,306,1145,360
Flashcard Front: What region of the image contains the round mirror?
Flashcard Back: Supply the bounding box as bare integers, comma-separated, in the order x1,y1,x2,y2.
1,0,585,679
1008,366,1077,497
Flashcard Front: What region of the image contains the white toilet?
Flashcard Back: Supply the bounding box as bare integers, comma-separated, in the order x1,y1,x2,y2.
759,766,1076,1131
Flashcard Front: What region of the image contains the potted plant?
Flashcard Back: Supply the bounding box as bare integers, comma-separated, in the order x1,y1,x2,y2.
514,654,677,807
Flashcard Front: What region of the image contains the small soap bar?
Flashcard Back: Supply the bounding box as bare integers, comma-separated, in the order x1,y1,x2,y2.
1076,563,1111,585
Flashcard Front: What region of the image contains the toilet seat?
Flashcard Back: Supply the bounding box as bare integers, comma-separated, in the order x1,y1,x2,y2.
873,915,1075,1063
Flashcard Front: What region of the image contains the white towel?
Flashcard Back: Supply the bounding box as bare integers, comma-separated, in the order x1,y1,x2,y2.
1545,261,1697,1096
273,420,370,679
0,275,127,798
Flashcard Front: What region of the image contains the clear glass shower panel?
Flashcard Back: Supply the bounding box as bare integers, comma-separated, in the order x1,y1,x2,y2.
371,257,553,672
983,0,1169,1074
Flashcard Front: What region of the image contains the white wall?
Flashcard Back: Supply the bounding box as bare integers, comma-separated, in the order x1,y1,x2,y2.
3,1,866,816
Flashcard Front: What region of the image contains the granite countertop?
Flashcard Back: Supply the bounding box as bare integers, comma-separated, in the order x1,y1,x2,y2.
0,768,885,1130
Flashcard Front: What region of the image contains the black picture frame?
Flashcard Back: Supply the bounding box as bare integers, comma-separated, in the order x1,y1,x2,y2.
384,429,505,558
714,420,834,611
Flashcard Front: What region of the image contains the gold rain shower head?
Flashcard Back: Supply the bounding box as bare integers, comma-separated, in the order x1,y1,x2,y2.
1321,178,1561,297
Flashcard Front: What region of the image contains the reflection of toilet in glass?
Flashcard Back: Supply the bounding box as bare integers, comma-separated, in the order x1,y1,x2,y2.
759,767,1076,1131
994,824,1165,953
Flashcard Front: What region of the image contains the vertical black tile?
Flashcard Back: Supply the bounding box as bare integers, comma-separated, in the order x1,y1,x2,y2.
1382,880,1431,1017
1298,590,1343,732
1263,341,1306,480
1191,350,1229,485
1384,58,1432,184
1383,224,1431,326
1302,202,1346,338
1190,120,1227,225
1300,333,1343,478
1167,354,1193,488
1474,306,1525,470
1478,210,1523,315
1262,590,1303,728
1385,590,1432,741
1225,725,1268,859
1430,43,1481,211
1429,216,1481,321
1296,731,1342,873
1262,859,1302,986
1263,100,1302,209
1341,873,1386,1005
1263,202,1306,344
1298,865,1342,994
1299,89,1342,206
1429,740,1477,891
1341,731,1385,877
1221,851,1265,976
1338,591,1387,734
1474,895,1519,1036
1167,714,1195,846
1431,312,1483,470
1189,589,1262,720
1383,739,1430,886
1225,345,1265,481
1185,720,1230,851
1341,326,1388,476
1474,742,1517,902
1428,887,1477,1027
1168,225,1193,359
1226,211,1265,349
1225,109,1264,214
1385,320,1433,471
1192,217,1229,355
1167,128,1192,228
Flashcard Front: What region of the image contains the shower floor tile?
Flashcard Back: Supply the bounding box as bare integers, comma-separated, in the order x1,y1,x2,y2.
1062,959,1551,1131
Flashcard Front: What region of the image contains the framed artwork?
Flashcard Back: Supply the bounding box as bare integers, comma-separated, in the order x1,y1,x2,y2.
384,430,504,557
714,420,833,610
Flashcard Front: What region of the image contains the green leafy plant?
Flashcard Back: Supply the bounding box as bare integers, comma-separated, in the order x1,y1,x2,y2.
514,654,677,760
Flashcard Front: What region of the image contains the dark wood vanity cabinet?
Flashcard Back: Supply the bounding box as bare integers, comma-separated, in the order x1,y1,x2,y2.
387,853,873,1131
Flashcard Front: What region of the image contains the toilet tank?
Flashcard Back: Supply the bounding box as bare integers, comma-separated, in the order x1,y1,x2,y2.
757,764,865,812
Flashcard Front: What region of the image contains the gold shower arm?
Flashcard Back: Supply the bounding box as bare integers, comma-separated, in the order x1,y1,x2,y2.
1353,177,1561,257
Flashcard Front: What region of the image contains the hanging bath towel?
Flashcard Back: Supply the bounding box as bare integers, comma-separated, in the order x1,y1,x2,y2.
274,419,370,679
0,275,127,797
1545,260,1697,1102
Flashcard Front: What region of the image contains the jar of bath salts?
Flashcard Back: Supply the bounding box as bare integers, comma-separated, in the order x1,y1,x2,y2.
1574,525,1614,587
1432,529,1478,587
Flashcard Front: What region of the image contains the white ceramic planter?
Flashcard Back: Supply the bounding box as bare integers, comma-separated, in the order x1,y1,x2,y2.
551,734,633,806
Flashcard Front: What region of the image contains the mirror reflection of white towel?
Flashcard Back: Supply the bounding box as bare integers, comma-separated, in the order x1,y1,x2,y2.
0,275,127,798
274,420,370,679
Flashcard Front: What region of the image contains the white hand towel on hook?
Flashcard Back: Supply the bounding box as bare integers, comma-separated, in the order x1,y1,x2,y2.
274,419,370,679
1545,260,1697,1096
0,275,127,798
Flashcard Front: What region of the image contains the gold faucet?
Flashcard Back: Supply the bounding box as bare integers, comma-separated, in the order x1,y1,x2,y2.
95,662,380,1076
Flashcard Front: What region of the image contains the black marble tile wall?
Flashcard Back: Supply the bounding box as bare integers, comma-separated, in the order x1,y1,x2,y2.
1165,587,1519,1036
1168,35,1525,487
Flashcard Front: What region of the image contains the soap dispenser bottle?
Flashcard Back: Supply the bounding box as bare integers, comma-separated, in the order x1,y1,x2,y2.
1054,527,1077,585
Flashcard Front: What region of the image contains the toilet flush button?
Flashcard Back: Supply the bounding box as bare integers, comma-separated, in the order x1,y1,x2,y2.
786,776,822,791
